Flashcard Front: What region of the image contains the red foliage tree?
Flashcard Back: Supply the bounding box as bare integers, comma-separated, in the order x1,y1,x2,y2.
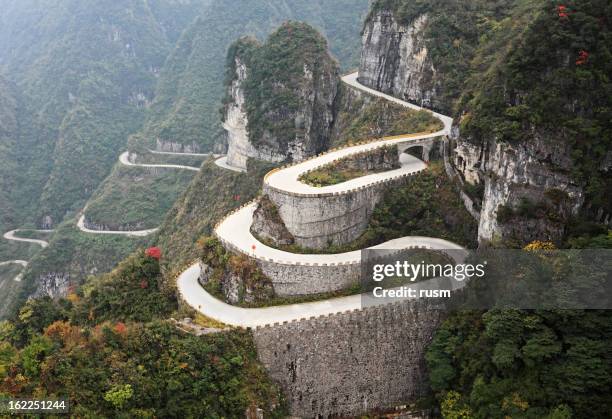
576,50,589,65
114,322,128,335
145,247,162,260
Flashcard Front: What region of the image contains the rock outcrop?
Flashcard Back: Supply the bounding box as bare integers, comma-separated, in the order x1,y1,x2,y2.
223,51,280,169
155,139,201,154
198,260,274,305
33,273,71,299
250,196,295,246
461,136,584,246
359,11,438,109
358,1,610,246
223,23,340,170
82,217,147,233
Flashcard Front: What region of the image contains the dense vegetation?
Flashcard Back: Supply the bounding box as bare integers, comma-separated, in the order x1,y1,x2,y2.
371,0,611,240
0,76,20,232
358,161,479,249
155,159,276,280
0,250,285,417
427,308,612,418
0,265,24,320
85,164,195,230
6,224,149,321
461,0,612,216
0,0,204,227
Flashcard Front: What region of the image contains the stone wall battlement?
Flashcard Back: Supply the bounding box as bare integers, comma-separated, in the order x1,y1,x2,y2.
251,297,450,417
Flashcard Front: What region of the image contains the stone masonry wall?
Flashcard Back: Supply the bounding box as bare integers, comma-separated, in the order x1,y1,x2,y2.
258,259,360,296
215,230,361,296
263,169,420,250
252,299,446,417
259,135,437,251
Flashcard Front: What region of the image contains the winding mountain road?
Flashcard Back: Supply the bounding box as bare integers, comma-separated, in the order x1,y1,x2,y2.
3,230,51,248
76,214,159,237
1,230,52,282
177,72,462,327
2,149,210,283
76,149,216,237
215,156,247,173
119,151,200,172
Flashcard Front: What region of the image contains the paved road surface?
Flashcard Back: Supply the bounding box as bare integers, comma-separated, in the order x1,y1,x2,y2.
119,151,200,172
3,230,51,248
76,214,159,237
178,72,460,326
215,156,247,173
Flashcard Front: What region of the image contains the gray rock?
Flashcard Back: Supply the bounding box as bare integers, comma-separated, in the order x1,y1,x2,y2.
250,196,295,246
223,37,340,170
359,11,438,109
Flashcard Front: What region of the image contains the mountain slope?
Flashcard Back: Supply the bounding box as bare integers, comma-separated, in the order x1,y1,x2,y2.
133,0,370,153
0,0,209,228
0,75,19,229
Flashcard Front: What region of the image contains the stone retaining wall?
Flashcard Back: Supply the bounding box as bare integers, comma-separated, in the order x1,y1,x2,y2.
251,299,446,417
215,232,361,296
264,169,418,249
262,136,436,249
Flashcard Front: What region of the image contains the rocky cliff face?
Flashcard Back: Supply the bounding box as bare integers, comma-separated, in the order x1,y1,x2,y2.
250,196,295,246
224,55,286,169
453,135,584,245
359,11,438,109
360,1,610,247
33,273,71,299
198,261,274,305
223,23,340,170
155,138,201,154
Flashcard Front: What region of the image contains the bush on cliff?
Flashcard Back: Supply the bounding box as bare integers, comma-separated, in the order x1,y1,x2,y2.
70,250,176,325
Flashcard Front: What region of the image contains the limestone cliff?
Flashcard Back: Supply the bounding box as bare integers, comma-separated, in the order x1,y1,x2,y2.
359,11,438,109
250,196,295,247
361,0,611,246
454,135,583,246
223,23,340,170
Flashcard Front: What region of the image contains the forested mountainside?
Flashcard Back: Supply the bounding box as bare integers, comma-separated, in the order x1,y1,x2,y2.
0,0,210,320
0,75,19,229
131,0,369,154
361,0,611,247
0,251,285,417
0,0,209,229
